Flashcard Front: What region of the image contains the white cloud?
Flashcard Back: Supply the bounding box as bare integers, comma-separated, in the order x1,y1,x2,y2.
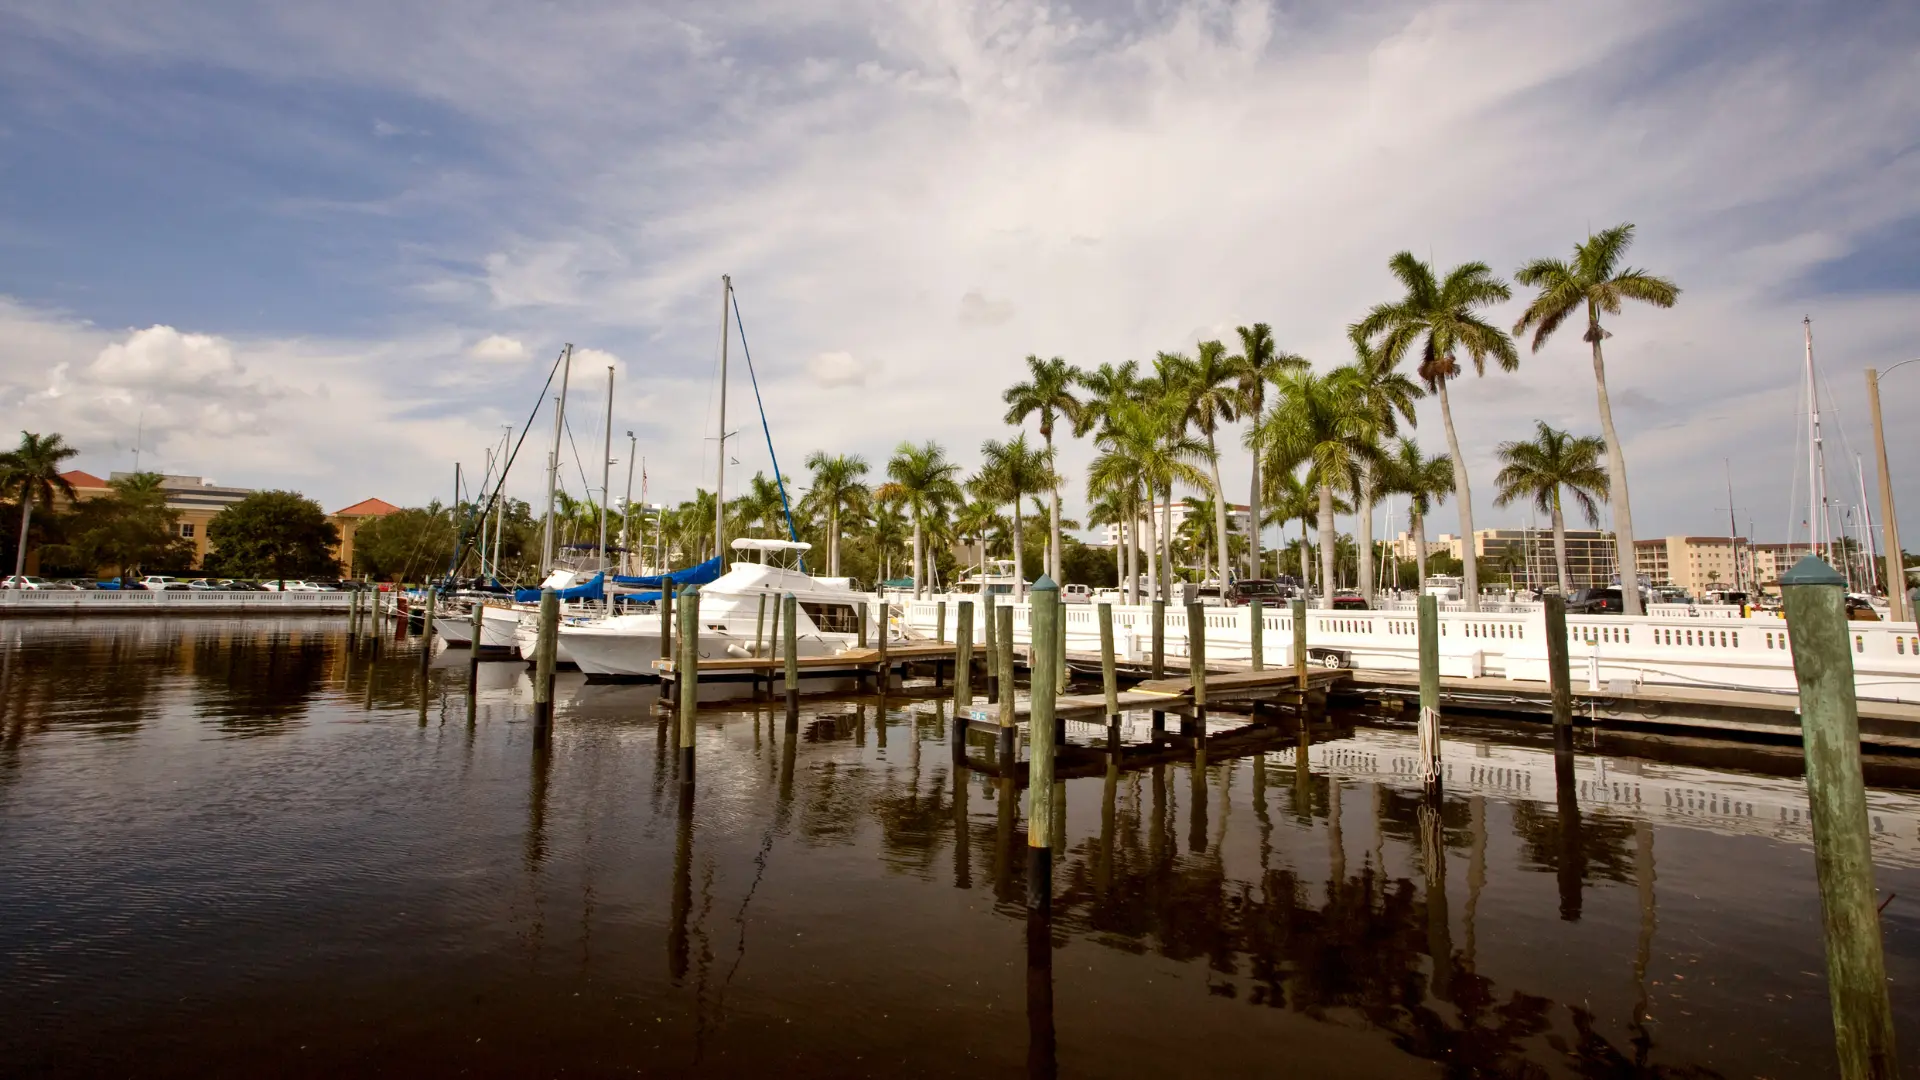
805,350,874,387
468,334,529,362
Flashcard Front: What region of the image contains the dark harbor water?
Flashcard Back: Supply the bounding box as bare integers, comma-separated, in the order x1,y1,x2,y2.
3,618,1919,1078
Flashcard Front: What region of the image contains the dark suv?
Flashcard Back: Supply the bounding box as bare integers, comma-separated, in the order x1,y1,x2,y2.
1568,587,1624,614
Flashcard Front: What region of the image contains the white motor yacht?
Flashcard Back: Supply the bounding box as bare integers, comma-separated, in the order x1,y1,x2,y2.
562,538,885,680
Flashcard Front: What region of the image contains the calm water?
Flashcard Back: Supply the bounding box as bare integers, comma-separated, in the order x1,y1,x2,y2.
3,617,1918,1078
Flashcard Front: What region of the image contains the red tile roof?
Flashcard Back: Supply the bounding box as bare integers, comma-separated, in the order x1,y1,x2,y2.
60,469,109,489
333,497,402,518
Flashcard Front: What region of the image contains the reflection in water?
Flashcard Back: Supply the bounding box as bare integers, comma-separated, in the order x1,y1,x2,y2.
1,618,1916,1078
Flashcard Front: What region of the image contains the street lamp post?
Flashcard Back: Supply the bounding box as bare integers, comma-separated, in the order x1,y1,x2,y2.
1867,359,1920,624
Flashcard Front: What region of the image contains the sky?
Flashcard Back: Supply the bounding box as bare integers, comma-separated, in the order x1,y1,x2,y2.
1,0,1917,550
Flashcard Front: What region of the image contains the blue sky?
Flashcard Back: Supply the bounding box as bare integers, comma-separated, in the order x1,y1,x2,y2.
1,0,1916,550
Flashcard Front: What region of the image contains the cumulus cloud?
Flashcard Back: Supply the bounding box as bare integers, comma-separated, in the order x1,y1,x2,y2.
468,334,529,362
88,326,242,388
806,351,875,387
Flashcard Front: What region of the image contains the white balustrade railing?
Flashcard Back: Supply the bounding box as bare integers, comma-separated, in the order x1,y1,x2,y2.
898,593,1920,704
0,589,354,613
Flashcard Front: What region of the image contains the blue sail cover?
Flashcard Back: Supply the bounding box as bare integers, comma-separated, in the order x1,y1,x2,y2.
510,556,724,604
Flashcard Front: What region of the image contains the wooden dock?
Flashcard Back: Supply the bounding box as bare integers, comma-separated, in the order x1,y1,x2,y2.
967,667,1350,730
654,641,974,686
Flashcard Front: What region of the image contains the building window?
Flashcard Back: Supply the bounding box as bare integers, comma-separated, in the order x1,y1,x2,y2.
179,523,195,538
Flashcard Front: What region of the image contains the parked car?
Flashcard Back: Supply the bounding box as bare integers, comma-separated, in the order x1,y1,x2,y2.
1228,579,1291,605
1,575,50,589
1330,592,1370,611
264,580,335,592
1568,587,1624,614
97,578,144,590
140,575,192,591
1060,583,1092,604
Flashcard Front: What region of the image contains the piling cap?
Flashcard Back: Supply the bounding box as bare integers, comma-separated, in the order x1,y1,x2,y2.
1032,574,1058,592
1779,554,1845,588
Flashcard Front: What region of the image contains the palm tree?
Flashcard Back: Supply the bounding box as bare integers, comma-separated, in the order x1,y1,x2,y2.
1002,354,1082,584
1262,466,1318,586
1087,443,1150,604
866,502,911,585
971,434,1055,598
1177,494,1222,580
802,451,869,578
1256,369,1378,603
953,499,1004,582
1084,488,1131,587
1,431,79,585
1353,253,1518,612
1229,323,1307,582
1381,437,1454,594
1513,224,1680,615
1074,359,1145,596
1183,339,1239,581
885,441,963,599
729,472,792,547
1343,341,1421,604
1144,352,1204,598
1098,394,1208,602
1493,422,1608,595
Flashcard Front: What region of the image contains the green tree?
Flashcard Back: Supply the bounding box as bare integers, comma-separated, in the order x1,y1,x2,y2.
1513,224,1680,615
1,431,78,584
1182,339,1240,580
1093,395,1208,602
1229,324,1308,581
1262,466,1319,586
801,452,869,578
1075,359,1146,599
1002,354,1083,584
1353,253,1518,611
351,504,456,583
1493,422,1608,595
884,441,962,598
205,491,342,586
1380,437,1454,594
970,434,1056,598
50,471,194,582
1343,341,1421,603
1256,369,1378,601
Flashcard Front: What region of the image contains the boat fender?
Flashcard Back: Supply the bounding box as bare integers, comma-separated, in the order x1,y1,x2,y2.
726,643,752,659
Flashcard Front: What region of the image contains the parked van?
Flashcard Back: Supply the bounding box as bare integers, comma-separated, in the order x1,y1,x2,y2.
1061,583,1092,604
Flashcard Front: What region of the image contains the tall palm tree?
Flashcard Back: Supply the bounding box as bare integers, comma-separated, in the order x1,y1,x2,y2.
1087,442,1150,604
1229,323,1307,582
1183,339,1239,580
1343,341,1422,604
972,434,1056,598
1074,359,1145,596
729,472,792,546
1,431,79,585
1513,224,1679,615
952,499,1004,582
1262,466,1318,586
1176,494,1222,580
885,441,962,599
1084,488,1131,586
1256,369,1378,603
802,451,869,578
1145,352,1203,598
1002,354,1082,584
866,503,910,585
1353,253,1518,612
1381,437,1454,594
1100,393,1208,602
1493,422,1608,595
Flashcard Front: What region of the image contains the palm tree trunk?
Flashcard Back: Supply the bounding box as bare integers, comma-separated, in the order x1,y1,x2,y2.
1413,508,1430,595
1436,381,1480,612
1552,494,1571,595
1046,433,1062,586
1318,482,1336,605
829,505,840,578
1011,502,1025,599
1356,461,1375,604
1113,520,1124,586
912,516,925,599
1160,489,1174,601
1590,323,1641,614
1208,436,1231,582
1142,500,1158,604
1299,519,1311,595
12,497,30,584
1247,407,1262,581
1126,496,1140,604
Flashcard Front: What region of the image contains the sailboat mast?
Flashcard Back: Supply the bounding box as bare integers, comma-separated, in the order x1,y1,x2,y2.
1858,452,1879,596
714,274,732,562
1725,459,1740,592
493,425,509,582
543,343,574,576
599,364,614,572
1805,317,1823,562
622,433,636,576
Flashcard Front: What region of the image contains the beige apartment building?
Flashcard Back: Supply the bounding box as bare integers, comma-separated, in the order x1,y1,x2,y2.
1389,529,1618,590
1634,536,1757,594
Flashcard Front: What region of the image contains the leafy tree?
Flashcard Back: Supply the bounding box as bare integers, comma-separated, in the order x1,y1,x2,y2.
1379,437,1454,594
351,504,456,583
970,434,1055,597
1353,253,1518,611
204,491,341,585
801,452,868,578
1002,354,1083,583
1256,369,1379,601
1228,323,1307,580
884,441,962,598
1513,224,1680,615
1181,339,1239,579
1493,422,1608,595
48,472,195,582
1343,341,1421,602
1,431,78,584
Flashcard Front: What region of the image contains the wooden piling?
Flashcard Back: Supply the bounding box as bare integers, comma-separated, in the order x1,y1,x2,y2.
1781,555,1899,1080
1056,598,1068,695
874,595,890,691
782,593,799,713
420,586,438,672
469,601,485,669
660,579,675,679
856,599,868,650
1027,576,1060,907
1417,594,1441,788
936,600,947,644
954,600,974,707
1186,602,1207,713
997,605,1016,753
1097,601,1119,720
1249,599,1264,671
755,592,768,657
677,585,700,781
1292,597,1308,691
534,588,558,723
982,593,998,702
1151,598,1166,678
1544,594,1573,734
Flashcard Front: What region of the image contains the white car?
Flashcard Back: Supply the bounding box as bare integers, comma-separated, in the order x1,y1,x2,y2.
140,575,191,591
2,575,49,589
1061,583,1092,604
267,580,338,592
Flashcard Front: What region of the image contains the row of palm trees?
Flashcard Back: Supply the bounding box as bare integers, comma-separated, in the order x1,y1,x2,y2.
639,223,1673,610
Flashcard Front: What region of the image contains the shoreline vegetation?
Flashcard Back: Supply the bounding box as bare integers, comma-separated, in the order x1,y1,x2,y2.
4,228,1680,602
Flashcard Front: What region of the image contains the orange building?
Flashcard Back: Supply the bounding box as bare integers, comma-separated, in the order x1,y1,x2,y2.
331,498,402,574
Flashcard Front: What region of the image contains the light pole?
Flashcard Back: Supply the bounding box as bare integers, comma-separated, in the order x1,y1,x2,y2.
1867,359,1920,623
621,432,636,575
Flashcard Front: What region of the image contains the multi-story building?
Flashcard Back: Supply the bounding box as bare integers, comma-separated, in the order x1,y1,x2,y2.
1103,501,1251,546
1634,536,1756,595
1469,528,1618,591
333,498,402,572
1389,532,1455,562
